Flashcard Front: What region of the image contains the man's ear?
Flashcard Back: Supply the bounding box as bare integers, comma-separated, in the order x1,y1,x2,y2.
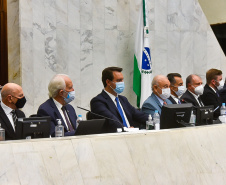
153,85,158,92
7,95,12,103
106,79,111,86
58,90,64,96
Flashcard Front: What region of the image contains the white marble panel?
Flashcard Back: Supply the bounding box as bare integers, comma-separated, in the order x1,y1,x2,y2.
129,0,141,32
193,32,207,79
80,0,93,30
91,136,140,185
105,30,118,67
55,0,68,73
154,31,168,76
105,0,117,30
167,0,181,31
180,31,194,79
167,31,181,74
0,144,20,184
146,0,155,31
117,0,129,31
32,0,46,114
155,0,167,31
180,0,195,31
206,31,221,70
72,138,100,185
93,0,104,31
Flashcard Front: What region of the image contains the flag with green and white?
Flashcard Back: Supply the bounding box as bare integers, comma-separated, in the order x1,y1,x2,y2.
133,0,152,108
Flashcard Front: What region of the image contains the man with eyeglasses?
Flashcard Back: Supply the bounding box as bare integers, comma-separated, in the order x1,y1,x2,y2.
141,75,172,117
37,74,77,137
200,69,223,119
167,73,185,104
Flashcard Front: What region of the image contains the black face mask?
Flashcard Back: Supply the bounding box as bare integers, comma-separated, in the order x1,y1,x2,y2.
15,96,26,108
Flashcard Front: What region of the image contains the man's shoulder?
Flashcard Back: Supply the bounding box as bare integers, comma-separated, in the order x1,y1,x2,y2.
143,93,156,104
38,98,53,110
91,90,108,102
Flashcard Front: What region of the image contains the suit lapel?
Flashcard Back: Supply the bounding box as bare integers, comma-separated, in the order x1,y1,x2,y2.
102,90,123,122
49,99,68,130
0,105,15,137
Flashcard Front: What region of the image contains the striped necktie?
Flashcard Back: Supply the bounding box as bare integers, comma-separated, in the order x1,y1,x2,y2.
11,110,17,128
61,106,74,132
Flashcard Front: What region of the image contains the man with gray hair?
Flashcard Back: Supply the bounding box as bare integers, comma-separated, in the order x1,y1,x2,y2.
142,75,172,117
37,74,77,137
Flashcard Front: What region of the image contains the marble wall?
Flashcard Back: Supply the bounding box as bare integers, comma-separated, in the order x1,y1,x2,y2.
7,0,226,117
1,124,226,184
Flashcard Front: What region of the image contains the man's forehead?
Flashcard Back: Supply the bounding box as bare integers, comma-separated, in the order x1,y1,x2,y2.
113,71,123,78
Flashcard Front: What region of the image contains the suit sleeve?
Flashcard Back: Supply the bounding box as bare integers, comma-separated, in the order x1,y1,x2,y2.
90,97,121,131
37,108,56,137
141,102,155,117
201,92,221,119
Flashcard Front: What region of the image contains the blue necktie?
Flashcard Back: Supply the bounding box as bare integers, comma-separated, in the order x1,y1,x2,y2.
115,97,127,127
178,99,181,104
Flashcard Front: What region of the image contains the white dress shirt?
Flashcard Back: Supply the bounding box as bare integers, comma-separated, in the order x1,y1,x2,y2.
104,90,130,127
53,98,69,130
188,90,203,106
1,101,15,131
170,94,180,104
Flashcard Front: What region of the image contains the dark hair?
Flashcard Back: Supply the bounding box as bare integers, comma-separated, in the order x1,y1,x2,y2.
102,67,123,87
167,73,182,85
186,74,194,88
206,68,222,84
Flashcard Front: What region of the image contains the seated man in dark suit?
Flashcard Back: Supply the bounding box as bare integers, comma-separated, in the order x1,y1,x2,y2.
180,74,204,107
200,69,223,119
218,78,226,103
37,74,77,137
167,73,185,104
142,75,172,117
90,67,148,132
0,83,26,140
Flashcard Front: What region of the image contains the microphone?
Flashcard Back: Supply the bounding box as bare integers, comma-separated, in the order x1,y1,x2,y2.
77,106,126,132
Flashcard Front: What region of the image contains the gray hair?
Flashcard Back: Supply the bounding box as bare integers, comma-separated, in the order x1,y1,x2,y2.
48,74,68,98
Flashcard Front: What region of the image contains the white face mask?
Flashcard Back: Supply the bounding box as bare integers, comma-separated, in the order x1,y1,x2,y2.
194,85,204,95
158,87,171,100
173,86,185,97
216,80,224,90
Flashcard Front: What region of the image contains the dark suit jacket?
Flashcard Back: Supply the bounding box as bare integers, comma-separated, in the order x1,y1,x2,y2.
90,90,148,132
168,96,177,104
218,83,226,103
37,98,77,137
180,90,203,107
0,104,25,140
200,84,222,119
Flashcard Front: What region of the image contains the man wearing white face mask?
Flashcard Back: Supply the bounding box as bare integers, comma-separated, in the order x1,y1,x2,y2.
37,74,77,137
200,69,223,119
167,73,185,104
180,74,204,107
91,67,148,132
141,75,172,117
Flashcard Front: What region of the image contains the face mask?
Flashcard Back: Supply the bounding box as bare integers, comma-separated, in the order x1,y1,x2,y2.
173,86,185,97
157,87,171,100
194,85,204,95
63,90,75,104
215,80,224,90
15,96,26,108
111,82,125,94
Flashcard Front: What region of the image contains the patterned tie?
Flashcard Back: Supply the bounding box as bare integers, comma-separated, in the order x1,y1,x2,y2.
178,99,181,104
198,97,204,107
115,97,128,127
61,106,74,132
11,110,17,128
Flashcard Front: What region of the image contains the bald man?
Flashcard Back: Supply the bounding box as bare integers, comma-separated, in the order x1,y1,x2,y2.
141,75,172,117
37,74,77,137
0,83,26,140
180,74,204,107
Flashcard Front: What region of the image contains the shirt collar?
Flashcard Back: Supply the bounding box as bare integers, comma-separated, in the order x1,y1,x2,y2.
209,85,216,93
53,98,64,109
1,101,13,115
188,90,199,99
104,89,117,100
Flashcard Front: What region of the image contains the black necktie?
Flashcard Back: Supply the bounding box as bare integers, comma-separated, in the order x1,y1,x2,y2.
61,106,74,132
11,110,17,128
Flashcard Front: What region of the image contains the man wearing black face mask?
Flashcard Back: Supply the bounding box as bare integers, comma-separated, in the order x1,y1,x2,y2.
0,83,26,140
